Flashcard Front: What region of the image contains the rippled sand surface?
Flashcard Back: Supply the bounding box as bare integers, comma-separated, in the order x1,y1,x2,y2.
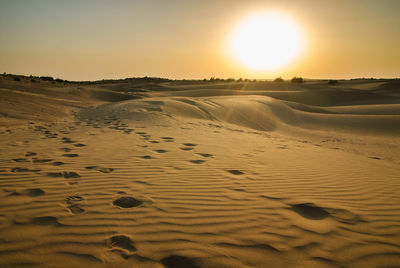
1,76,399,267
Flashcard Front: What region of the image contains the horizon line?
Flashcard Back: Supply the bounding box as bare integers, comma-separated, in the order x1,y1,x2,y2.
1,72,399,83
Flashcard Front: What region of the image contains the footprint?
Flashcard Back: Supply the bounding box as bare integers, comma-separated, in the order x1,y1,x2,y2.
369,156,381,160
47,172,63,178
13,158,29,162
197,153,213,158
96,167,114,173
63,172,80,179
161,255,199,268
290,203,330,220
180,147,193,151
73,143,86,147
25,188,45,197
25,152,37,157
139,155,153,159
227,170,244,175
60,148,72,152
113,196,143,208
33,158,52,163
138,145,148,148
52,161,65,166
62,154,79,157
183,143,197,147
47,172,80,178
189,160,205,164
154,149,168,153
149,141,160,143
65,196,85,214
32,216,61,226
107,235,136,252
85,166,114,173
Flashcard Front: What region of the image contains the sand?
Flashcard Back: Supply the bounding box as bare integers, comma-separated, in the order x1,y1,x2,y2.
0,75,400,267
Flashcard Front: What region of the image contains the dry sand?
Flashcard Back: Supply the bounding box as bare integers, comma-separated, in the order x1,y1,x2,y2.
0,75,400,267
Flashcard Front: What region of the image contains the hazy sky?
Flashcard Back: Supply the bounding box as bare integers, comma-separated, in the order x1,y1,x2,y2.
1,0,399,80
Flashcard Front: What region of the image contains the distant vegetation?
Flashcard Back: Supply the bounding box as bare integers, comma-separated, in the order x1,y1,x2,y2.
1,73,259,84
350,77,377,80
2,72,397,85
328,80,338,85
40,76,54,81
88,76,171,85
123,76,170,83
291,76,303,83
203,77,256,83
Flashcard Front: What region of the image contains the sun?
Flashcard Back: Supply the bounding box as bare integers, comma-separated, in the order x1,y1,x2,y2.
230,12,303,71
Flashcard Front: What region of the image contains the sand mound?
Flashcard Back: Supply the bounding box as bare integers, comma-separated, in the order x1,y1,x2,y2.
80,94,400,136
0,75,137,126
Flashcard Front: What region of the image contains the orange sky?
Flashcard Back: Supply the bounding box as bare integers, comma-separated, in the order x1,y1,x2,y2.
0,0,399,81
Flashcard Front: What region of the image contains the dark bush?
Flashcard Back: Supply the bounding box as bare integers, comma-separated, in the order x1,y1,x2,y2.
14,77,21,82
291,76,303,83
328,80,338,85
40,76,54,81
274,77,284,82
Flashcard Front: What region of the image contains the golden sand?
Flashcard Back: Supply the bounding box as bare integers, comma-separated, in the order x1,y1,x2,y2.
0,76,399,267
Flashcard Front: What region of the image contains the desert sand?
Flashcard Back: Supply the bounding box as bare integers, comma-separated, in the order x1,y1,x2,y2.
0,75,399,267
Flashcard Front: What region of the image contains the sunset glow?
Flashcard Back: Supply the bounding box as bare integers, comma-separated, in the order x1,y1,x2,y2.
230,13,303,71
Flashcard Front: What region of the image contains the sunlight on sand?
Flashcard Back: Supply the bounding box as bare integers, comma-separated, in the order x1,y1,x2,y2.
0,76,400,267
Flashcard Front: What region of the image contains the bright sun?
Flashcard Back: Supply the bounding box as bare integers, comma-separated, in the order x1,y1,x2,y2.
230,12,303,71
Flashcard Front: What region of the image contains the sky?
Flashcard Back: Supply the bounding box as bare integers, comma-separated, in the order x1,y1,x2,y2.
0,0,399,81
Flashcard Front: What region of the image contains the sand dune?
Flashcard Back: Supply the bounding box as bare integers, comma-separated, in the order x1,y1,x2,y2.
0,75,400,267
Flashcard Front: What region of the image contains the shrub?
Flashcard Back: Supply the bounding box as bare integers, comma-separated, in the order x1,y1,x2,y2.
274,77,284,82
291,76,303,83
14,77,21,82
40,76,54,81
328,80,338,85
